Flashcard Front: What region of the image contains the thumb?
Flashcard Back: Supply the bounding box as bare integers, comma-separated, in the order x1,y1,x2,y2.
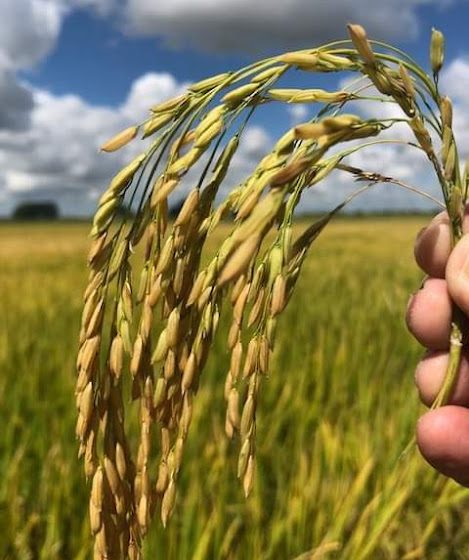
446,234,469,316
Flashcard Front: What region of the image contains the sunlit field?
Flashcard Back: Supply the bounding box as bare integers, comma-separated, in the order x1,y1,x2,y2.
2,218,469,560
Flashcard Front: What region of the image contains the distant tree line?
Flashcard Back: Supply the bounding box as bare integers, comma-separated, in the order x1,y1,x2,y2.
12,202,59,220
10,199,435,222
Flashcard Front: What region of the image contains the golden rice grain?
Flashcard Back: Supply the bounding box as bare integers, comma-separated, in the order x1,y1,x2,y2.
166,308,180,348
109,335,124,378
161,480,176,527
440,96,453,128
251,65,285,83
152,329,168,364
270,274,287,316
181,352,197,393
228,320,240,349
278,51,320,69
101,126,138,152
151,178,179,207
151,94,187,113
115,443,127,481
109,153,146,194
230,274,247,305
217,235,261,286
233,284,250,324
347,24,376,65
247,287,265,327
227,388,240,428
143,112,174,138
268,88,349,103
430,28,444,74
243,455,255,497
189,73,231,93
222,83,259,107
174,189,200,227
230,341,243,380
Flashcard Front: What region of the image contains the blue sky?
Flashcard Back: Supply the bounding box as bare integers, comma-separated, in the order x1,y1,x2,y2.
25,3,469,106
1,0,469,216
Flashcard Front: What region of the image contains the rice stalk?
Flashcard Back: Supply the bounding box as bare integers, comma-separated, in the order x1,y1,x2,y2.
78,23,465,558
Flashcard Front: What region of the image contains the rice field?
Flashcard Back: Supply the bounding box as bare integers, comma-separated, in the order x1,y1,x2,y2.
2,217,469,560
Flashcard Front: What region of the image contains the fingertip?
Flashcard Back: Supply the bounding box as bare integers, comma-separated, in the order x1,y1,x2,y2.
414,219,451,278
405,278,452,350
417,406,469,485
415,350,469,407
415,351,446,406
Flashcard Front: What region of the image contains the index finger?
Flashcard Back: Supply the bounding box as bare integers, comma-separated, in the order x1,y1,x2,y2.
414,210,469,278
414,211,451,278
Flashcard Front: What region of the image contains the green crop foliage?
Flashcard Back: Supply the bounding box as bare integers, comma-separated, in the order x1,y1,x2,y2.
2,220,469,559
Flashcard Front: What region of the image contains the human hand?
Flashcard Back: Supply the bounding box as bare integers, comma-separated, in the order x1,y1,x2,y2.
407,211,469,485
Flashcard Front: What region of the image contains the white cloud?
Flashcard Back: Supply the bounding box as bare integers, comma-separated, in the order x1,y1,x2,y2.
0,67,34,131
0,72,187,216
440,57,469,160
122,0,452,54
237,126,271,160
0,0,70,132
0,65,276,217
287,72,449,213
441,57,469,101
0,0,120,134
213,125,273,197
0,0,467,217
121,72,189,121
69,0,116,16
287,104,309,126
0,0,64,69
0,1,64,133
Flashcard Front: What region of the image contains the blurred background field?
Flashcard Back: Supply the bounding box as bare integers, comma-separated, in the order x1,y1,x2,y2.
2,217,469,560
